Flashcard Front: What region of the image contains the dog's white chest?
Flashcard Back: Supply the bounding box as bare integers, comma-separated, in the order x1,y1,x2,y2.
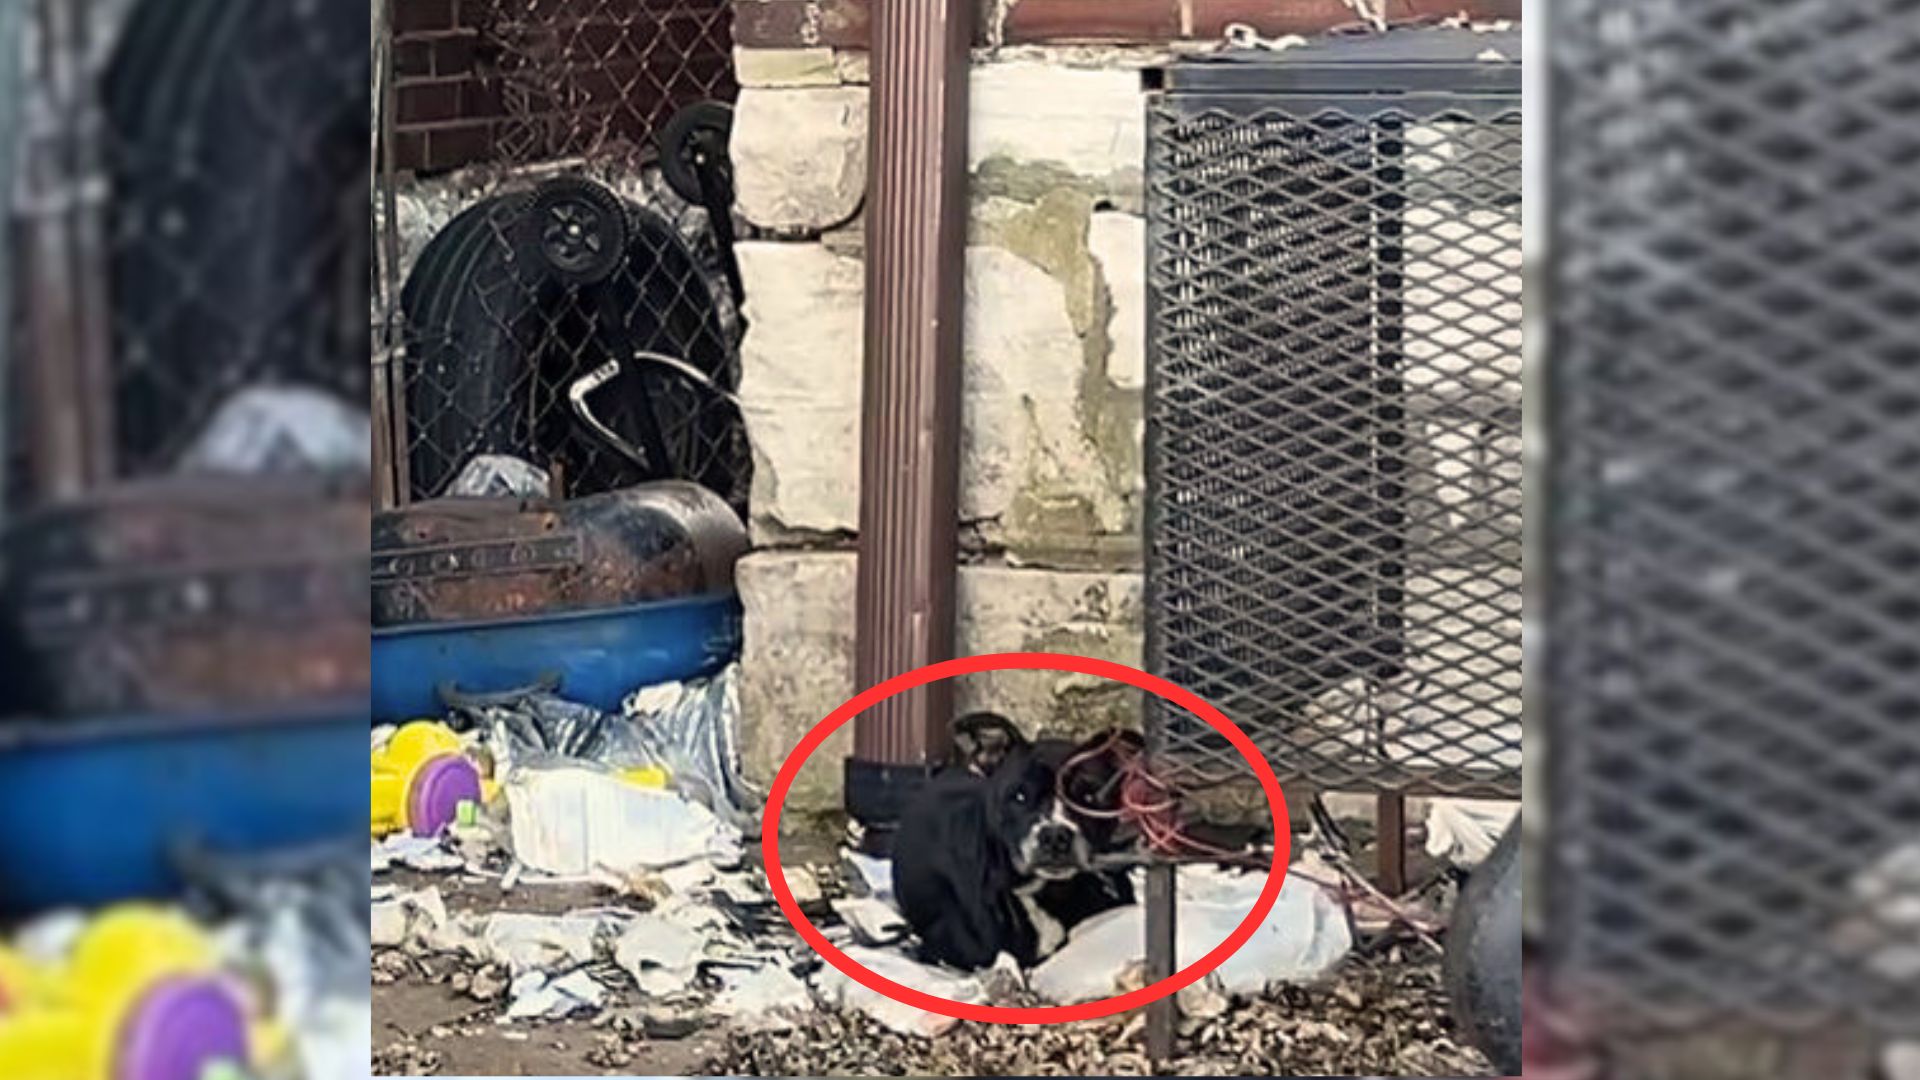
1016,884,1067,958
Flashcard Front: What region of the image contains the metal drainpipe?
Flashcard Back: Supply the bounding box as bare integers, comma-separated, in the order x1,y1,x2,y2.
0,0,22,530
844,0,972,854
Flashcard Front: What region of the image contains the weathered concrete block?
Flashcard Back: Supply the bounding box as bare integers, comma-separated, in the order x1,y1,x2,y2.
970,62,1145,195
954,567,1145,741
1088,211,1146,391
736,242,864,540
964,246,1136,561
737,558,1148,814
834,49,870,85
737,551,857,818
733,47,841,88
734,86,869,232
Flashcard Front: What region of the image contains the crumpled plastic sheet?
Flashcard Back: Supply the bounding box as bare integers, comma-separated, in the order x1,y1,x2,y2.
445,453,550,499
1425,799,1521,869
622,664,761,828
446,665,758,830
176,385,370,475
1028,868,1352,1005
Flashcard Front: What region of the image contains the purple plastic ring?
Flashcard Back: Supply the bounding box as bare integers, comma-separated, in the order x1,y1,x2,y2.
116,977,249,1080
408,754,483,837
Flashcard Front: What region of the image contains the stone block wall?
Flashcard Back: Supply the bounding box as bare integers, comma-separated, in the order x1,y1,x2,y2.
731,38,1522,815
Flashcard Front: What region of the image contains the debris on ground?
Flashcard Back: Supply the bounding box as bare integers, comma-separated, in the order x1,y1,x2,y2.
1427,799,1522,870
1031,867,1351,1004
370,668,1497,1076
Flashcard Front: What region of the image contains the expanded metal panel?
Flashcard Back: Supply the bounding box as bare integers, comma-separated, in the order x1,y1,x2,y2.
1548,0,1920,1034
1145,36,1523,799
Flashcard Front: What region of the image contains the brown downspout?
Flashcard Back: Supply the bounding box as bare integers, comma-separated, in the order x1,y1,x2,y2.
844,0,972,851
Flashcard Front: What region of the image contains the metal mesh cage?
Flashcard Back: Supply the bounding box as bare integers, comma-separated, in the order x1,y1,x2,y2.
379,0,748,510
1144,35,1522,799
1547,0,1920,1034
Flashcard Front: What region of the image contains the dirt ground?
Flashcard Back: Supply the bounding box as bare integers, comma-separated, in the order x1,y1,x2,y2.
371,832,1492,1078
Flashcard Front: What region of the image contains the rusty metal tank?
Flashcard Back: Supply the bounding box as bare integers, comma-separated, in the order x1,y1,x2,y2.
370,481,747,720
0,474,371,719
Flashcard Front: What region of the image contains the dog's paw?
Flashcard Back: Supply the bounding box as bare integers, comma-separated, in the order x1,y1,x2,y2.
983,951,1027,1002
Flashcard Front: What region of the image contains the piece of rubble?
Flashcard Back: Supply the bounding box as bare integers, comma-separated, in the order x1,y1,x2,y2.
712,964,812,1033
841,850,895,905
481,912,608,975
813,945,983,1038
371,888,448,950
613,914,707,996
506,968,606,1020
372,833,463,875
785,866,824,905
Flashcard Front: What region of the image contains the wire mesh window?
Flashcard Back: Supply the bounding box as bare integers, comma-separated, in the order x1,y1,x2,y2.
379,0,749,512
1547,0,1920,1034
1144,38,1522,799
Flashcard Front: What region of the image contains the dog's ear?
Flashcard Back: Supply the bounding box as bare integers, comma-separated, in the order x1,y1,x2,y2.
951,711,1029,774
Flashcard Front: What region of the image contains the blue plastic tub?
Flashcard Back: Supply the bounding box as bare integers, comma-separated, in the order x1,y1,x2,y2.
371,592,743,722
0,701,366,913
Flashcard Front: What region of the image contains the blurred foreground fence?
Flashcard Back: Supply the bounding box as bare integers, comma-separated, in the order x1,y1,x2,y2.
1546,0,1920,1038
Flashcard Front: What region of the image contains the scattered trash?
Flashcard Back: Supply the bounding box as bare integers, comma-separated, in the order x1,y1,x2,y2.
613,914,707,997
507,968,607,1020
371,721,487,839
0,907,280,1080
1425,799,1521,869
711,964,812,1032
1476,46,1511,63
622,664,760,824
506,764,740,876
481,912,611,976
371,888,448,949
831,897,908,947
786,866,824,906
447,454,551,499
177,385,371,475
841,850,896,906
1031,869,1351,1005
372,833,464,874
812,945,984,1037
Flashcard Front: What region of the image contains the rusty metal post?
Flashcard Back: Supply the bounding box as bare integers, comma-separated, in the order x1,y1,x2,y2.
1378,792,1408,896
844,0,972,851
1145,861,1178,1063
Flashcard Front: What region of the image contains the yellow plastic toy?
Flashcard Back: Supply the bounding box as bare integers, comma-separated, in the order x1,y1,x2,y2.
0,907,273,1080
371,721,488,838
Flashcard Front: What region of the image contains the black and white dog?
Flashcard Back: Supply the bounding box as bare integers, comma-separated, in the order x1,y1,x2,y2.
892,712,1143,971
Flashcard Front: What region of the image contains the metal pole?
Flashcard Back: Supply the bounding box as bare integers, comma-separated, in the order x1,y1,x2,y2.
845,0,972,851
1145,861,1178,1064
0,0,24,527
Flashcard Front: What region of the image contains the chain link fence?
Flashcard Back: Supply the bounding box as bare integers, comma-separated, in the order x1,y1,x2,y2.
1144,36,1523,801
377,0,749,513
1547,0,1920,1036
7,0,368,503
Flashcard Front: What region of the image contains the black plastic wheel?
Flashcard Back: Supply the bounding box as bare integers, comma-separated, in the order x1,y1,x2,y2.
520,177,631,287
656,101,735,206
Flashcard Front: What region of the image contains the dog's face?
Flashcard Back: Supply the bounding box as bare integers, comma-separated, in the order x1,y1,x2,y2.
952,713,1143,879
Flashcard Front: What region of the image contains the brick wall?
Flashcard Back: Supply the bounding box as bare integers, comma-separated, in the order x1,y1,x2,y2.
389,0,736,173
734,0,1523,48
